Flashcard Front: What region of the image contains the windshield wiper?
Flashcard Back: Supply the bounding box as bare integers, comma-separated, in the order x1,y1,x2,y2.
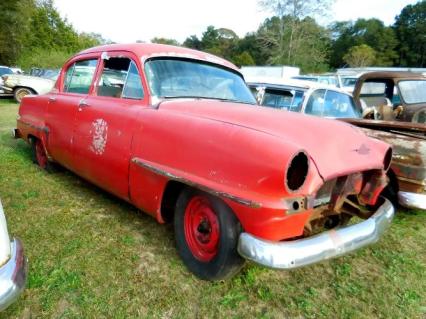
160,96,256,105
162,95,203,99
210,97,257,105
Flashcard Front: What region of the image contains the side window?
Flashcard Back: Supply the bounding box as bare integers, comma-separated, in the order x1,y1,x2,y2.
323,90,360,118
261,88,304,113
290,91,305,112
97,58,144,99
64,59,98,94
305,89,326,115
122,61,144,99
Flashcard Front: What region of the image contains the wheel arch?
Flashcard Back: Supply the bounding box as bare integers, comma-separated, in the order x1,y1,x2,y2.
13,86,38,95
160,180,186,223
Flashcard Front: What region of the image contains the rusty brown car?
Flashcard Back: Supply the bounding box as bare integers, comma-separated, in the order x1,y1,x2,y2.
247,77,426,210
353,72,426,123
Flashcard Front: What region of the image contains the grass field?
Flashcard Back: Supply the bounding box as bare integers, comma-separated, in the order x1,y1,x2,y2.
0,99,425,318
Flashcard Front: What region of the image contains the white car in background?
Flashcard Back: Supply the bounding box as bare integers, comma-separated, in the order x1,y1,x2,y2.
1,69,59,103
0,67,14,97
0,200,27,311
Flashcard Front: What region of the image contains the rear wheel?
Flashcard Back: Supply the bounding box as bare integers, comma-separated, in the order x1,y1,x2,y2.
14,87,34,103
174,188,244,280
31,138,53,172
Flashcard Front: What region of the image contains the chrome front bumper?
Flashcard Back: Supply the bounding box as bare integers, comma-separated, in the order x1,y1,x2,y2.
398,191,426,210
0,239,27,311
238,198,394,269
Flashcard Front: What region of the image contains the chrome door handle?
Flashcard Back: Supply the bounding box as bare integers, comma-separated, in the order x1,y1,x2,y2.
48,97,56,102
78,99,90,108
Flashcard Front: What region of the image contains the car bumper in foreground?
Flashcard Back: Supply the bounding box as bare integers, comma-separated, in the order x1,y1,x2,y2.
0,239,27,311
398,191,426,210
238,198,394,269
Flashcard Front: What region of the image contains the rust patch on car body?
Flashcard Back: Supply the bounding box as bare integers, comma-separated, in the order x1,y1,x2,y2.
131,157,262,208
342,118,426,197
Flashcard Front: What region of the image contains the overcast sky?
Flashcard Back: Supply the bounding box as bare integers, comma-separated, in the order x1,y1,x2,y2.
54,0,419,43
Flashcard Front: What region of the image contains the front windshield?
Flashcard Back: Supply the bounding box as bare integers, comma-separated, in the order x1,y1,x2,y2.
145,59,256,104
398,80,426,104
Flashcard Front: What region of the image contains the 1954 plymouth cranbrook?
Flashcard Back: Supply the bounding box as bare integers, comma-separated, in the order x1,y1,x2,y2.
14,44,394,280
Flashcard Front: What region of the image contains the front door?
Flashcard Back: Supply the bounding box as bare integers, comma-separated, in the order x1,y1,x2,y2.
72,53,146,200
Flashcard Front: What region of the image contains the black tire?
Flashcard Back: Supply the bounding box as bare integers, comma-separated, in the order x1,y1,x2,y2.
174,188,244,280
30,138,54,172
381,171,399,207
14,87,34,103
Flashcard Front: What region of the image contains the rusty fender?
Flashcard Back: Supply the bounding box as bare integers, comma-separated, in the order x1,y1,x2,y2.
361,128,426,209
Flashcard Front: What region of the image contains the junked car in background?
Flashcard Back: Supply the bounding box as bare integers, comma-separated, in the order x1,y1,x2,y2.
15,43,394,280
292,74,339,87
0,200,27,311
1,69,59,103
248,77,426,211
0,67,14,97
353,72,426,123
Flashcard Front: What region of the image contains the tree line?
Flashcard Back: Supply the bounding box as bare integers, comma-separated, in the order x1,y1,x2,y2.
0,0,105,69
1,0,425,73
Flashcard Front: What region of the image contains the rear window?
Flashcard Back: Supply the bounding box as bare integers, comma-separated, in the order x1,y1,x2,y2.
399,80,426,104
360,82,386,95
64,59,98,94
261,88,304,112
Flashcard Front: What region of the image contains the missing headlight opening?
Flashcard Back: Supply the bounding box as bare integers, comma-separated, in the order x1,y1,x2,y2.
383,148,393,171
286,152,309,192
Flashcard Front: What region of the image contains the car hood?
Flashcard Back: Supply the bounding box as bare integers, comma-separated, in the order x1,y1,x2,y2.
159,99,389,181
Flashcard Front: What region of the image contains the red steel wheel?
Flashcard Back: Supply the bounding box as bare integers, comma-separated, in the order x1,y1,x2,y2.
174,188,244,280
183,196,220,262
35,140,48,169
31,138,53,172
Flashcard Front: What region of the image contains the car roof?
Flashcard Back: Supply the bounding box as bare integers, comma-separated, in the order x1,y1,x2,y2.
358,71,426,81
77,43,238,72
246,76,345,93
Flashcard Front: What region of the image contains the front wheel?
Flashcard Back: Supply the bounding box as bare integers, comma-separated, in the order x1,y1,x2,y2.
174,188,244,280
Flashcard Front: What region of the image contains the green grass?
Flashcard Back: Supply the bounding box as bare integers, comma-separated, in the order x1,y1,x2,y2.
0,99,425,318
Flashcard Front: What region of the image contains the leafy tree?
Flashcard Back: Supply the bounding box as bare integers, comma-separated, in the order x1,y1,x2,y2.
234,33,269,65
150,37,180,46
184,26,240,62
16,49,72,69
232,51,256,67
394,0,426,67
258,0,334,66
257,15,331,72
343,44,376,67
183,35,202,50
0,0,35,65
1,0,104,68
330,18,398,68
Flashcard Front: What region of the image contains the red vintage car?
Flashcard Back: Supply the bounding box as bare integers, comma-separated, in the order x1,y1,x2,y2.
15,44,394,280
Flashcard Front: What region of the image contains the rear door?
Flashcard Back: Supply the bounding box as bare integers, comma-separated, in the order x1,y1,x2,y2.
72,51,147,200
45,55,99,169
